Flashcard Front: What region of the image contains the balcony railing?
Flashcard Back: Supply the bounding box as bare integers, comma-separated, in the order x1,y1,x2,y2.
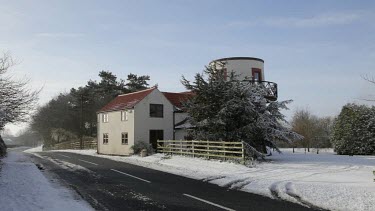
244,80,278,101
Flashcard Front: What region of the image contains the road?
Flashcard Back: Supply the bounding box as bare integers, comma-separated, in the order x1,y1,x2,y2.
29,151,317,211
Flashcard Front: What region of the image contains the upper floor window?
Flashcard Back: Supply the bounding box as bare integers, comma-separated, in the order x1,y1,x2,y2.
102,113,109,123
103,133,109,144
121,132,128,145
121,111,128,121
251,68,262,81
150,104,163,118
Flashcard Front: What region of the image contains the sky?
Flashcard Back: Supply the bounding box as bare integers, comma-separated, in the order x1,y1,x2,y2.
1,0,374,135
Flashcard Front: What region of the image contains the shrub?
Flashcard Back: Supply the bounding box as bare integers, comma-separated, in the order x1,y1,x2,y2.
331,104,375,155
131,141,154,155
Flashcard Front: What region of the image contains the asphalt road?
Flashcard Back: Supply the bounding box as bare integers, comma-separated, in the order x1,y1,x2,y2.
30,151,317,211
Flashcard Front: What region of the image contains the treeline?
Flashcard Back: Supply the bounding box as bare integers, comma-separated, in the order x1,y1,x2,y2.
282,103,375,155
25,71,150,147
289,108,334,150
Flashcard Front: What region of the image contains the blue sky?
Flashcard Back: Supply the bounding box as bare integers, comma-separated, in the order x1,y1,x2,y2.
1,0,375,134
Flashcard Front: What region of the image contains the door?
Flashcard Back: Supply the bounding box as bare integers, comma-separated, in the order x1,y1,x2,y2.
149,130,164,151
252,68,262,81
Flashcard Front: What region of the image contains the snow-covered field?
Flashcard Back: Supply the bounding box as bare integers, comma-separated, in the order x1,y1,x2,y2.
32,147,375,211
1,148,92,211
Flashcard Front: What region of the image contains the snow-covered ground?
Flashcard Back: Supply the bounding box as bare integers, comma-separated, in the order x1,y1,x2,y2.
42,147,375,211
0,148,93,211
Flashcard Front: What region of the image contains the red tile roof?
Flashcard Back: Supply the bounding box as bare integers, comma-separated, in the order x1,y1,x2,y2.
98,87,194,113
162,91,194,109
98,87,156,112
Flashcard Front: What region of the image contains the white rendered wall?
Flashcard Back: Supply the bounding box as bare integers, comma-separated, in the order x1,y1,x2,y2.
97,109,135,156
211,59,265,81
174,112,189,140
133,89,174,146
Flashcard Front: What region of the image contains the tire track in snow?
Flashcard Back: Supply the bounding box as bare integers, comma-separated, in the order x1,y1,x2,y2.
285,182,324,210
220,178,252,190
269,182,283,200
202,175,227,182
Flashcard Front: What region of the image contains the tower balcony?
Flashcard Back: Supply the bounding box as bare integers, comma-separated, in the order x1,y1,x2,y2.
245,80,278,101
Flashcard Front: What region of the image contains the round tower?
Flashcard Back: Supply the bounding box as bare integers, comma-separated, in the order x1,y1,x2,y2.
209,57,278,101
209,57,265,81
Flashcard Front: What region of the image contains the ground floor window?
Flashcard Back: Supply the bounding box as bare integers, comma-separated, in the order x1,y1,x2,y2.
103,133,109,144
121,132,128,145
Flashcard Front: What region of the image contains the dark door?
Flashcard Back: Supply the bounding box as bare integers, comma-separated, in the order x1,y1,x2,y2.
252,68,262,81
149,130,164,151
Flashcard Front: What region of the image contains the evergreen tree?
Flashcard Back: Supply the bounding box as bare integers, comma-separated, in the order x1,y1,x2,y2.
126,73,150,92
30,70,151,146
181,65,301,157
331,103,375,155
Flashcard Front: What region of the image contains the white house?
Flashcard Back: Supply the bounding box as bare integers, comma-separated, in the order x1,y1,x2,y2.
97,57,277,156
97,87,192,155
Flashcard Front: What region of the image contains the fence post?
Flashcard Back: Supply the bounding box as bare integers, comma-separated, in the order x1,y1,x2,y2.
223,142,226,161
180,140,182,155
241,142,245,163
207,140,210,159
192,141,195,158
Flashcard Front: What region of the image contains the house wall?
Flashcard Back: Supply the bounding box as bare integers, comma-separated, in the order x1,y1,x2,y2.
134,89,174,147
210,59,265,81
175,130,186,140
175,112,188,124
97,109,135,155
174,112,189,140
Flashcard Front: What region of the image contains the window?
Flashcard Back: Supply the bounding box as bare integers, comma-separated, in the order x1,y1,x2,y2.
251,68,262,81
103,133,109,144
102,113,109,123
121,132,128,145
121,111,128,121
150,104,163,118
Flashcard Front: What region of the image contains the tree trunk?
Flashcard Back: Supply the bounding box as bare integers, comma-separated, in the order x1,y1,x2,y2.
0,135,7,157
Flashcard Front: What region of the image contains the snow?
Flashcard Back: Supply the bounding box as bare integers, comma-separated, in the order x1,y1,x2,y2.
0,149,93,211
23,145,43,153
53,148,375,211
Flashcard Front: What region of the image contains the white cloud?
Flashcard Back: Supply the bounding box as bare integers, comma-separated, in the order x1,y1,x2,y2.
35,33,85,38
265,13,361,27
227,12,362,28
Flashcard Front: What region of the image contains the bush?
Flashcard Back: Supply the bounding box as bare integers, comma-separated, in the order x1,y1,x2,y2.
51,128,78,143
131,141,154,155
331,104,375,155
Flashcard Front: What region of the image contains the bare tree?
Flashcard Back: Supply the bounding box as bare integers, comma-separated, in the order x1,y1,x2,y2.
0,53,39,155
291,108,319,152
361,74,375,102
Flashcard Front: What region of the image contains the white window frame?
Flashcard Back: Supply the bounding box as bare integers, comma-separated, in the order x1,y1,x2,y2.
102,113,109,123
103,133,109,144
121,111,128,121
121,132,128,145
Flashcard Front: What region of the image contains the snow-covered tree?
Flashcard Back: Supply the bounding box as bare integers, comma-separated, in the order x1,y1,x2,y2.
181,64,302,157
331,103,375,155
